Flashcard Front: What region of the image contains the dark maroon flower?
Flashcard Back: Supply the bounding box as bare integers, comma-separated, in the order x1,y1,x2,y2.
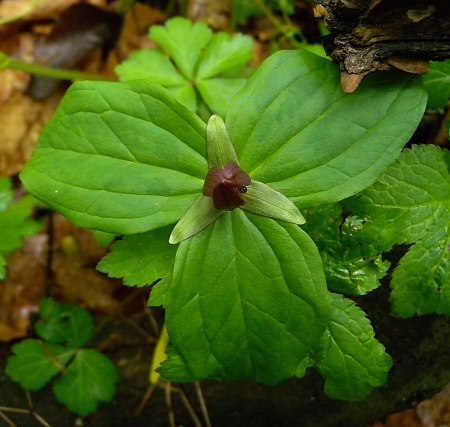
203,161,251,210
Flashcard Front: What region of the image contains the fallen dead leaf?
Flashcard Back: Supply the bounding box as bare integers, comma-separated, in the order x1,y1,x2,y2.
0,91,60,176
51,214,121,314
0,233,47,342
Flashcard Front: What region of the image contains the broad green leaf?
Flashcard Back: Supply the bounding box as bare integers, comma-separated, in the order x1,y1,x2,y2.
115,50,186,87
149,17,212,80
423,60,450,109
226,50,427,208
302,205,389,295
197,78,247,117
347,145,450,316
315,293,392,400
20,80,208,235
6,339,75,391
158,210,331,384
97,225,177,286
53,349,118,417
36,298,94,347
197,33,253,80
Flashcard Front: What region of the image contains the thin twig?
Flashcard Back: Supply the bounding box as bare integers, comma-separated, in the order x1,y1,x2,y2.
165,382,176,427
0,410,18,427
135,383,157,415
176,386,203,427
194,382,212,427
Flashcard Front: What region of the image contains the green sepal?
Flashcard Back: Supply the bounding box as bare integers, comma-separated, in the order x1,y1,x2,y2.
206,114,239,168
169,195,223,244
242,180,306,225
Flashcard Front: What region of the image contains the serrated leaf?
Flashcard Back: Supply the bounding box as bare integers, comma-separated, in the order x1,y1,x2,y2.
97,225,177,286
423,60,450,109
0,178,42,256
115,50,187,87
149,17,212,80
347,145,450,316
36,298,94,347
53,349,118,417
196,78,247,117
158,210,331,384
390,223,450,317
226,50,427,208
315,293,392,400
6,339,75,391
303,205,389,295
20,80,207,235
197,32,253,80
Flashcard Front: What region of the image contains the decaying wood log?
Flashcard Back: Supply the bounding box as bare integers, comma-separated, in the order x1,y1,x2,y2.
313,0,450,92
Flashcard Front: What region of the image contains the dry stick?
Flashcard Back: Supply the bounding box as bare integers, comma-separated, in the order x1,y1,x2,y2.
175,386,203,427
194,382,212,427
0,409,18,427
25,392,52,427
165,382,176,427
135,383,158,415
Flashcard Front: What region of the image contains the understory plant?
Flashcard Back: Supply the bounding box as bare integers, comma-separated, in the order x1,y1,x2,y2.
6,298,118,416
0,178,41,279
17,25,450,399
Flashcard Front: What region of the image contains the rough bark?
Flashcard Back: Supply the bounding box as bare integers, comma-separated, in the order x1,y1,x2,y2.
313,0,450,91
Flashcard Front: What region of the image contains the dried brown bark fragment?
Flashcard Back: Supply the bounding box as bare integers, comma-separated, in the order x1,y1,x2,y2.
313,0,450,91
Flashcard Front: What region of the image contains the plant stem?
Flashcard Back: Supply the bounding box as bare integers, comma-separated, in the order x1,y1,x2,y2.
0,52,112,82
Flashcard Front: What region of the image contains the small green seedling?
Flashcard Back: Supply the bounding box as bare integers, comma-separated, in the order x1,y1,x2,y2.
6,298,118,417
115,17,253,116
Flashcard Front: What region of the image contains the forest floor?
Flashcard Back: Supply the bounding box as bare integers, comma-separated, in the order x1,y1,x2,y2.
1,1,449,426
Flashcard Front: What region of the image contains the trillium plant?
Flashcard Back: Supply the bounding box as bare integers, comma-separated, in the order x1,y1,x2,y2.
21,49,427,399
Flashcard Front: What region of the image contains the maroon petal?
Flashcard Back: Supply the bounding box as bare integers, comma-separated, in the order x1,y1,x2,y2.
212,183,244,210
202,161,251,210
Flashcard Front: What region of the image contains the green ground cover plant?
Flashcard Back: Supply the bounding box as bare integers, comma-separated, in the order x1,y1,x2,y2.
0,178,41,279
6,298,118,416
13,13,450,405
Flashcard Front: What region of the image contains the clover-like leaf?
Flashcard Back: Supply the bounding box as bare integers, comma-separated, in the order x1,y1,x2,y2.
53,349,118,417
36,298,94,347
116,18,253,116
149,17,213,80
6,339,75,391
